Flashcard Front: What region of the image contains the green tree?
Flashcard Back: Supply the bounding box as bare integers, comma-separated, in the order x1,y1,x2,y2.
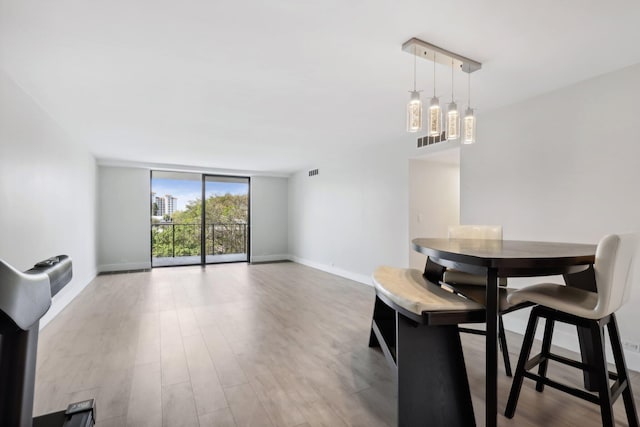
152,193,248,258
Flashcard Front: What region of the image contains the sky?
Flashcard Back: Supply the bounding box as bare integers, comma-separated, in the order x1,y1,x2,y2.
152,178,248,211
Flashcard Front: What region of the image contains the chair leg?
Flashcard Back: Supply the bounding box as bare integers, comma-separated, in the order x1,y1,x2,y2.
590,319,615,427
505,307,541,419
498,316,512,377
607,315,639,427
535,315,555,392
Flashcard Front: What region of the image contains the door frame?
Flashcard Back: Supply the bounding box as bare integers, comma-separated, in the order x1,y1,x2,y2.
149,170,251,268
200,174,251,265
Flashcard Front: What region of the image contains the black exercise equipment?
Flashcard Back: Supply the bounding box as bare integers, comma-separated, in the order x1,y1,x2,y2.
0,255,96,427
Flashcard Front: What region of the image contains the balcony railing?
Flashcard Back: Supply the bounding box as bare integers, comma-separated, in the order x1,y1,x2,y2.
151,223,247,258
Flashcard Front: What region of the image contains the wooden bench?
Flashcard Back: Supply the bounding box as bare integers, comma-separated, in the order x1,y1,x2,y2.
369,266,485,427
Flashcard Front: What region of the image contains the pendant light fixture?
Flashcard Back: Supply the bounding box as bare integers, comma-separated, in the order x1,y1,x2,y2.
447,59,460,140
428,53,442,137
407,46,422,133
401,38,481,144
463,72,476,144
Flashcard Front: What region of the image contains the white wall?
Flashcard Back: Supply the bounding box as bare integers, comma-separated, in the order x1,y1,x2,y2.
97,166,151,272
250,176,288,262
0,69,97,327
461,62,640,368
288,139,426,284
408,159,460,269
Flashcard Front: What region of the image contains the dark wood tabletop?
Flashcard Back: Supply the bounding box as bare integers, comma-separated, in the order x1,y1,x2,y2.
412,238,596,276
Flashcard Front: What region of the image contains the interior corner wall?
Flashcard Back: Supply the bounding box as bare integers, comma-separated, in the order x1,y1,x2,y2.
97,166,151,272
288,141,415,285
460,62,640,369
0,69,97,328
408,159,460,270
250,176,289,262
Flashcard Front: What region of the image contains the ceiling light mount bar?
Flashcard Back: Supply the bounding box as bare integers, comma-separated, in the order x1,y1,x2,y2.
402,38,481,73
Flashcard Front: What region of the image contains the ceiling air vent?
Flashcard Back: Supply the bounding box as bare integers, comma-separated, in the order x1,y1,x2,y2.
308,169,319,177
417,131,446,148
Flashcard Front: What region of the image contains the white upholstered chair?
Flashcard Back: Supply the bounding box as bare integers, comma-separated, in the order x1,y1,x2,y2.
505,233,639,427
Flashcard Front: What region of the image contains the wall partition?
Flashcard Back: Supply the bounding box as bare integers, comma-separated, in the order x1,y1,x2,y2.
150,171,249,267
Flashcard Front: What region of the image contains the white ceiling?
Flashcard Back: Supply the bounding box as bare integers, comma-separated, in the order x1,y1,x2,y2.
2,0,640,174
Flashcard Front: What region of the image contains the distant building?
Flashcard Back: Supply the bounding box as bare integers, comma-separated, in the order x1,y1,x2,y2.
152,194,178,218
164,194,177,217
155,196,165,216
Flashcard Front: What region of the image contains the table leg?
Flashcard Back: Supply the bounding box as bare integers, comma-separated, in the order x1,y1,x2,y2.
397,315,476,427
486,268,499,427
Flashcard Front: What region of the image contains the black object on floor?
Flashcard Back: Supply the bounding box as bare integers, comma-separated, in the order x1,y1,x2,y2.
0,255,96,427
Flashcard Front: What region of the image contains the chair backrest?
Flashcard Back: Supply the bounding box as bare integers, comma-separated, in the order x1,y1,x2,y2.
593,233,640,318
448,225,503,240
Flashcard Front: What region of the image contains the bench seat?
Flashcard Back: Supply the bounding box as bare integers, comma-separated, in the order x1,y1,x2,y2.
369,266,481,427
373,266,485,325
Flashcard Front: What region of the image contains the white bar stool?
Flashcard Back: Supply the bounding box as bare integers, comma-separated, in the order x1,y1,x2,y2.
505,233,640,427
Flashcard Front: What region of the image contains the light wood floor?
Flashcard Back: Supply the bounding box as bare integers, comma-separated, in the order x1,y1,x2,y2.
34,262,639,426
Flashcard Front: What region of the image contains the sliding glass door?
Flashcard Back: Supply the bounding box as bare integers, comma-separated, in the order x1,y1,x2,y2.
151,171,202,267
204,176,249,264
150,171,249,267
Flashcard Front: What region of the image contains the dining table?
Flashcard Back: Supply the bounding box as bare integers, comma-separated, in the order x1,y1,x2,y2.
411,238,597,427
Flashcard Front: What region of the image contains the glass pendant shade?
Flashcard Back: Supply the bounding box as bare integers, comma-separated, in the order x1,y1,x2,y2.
463,107,476,144
428,97,442,137
446,102,460,140
407,91,422,132
402,39,481,141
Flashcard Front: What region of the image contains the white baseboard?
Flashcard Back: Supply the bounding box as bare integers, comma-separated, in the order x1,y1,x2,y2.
98,261,151,273
289,255,372,286
250,254,290,263
504,310,640,373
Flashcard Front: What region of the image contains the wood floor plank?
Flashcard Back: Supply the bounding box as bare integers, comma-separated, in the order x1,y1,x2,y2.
135,312,161,366
199,407,237,427
297,399,349,427
177,308,200,338
252,385,307,427
95,415,127,427
160,310,191,386
224,383,274,427
162,381,199,427
183,334,228,415
201,326,248,388
126,362,162,427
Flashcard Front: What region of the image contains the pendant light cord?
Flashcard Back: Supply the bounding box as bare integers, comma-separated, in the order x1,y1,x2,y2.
467,72,471,108
413,46,417,92
433,53,436,97
451,59,454,102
